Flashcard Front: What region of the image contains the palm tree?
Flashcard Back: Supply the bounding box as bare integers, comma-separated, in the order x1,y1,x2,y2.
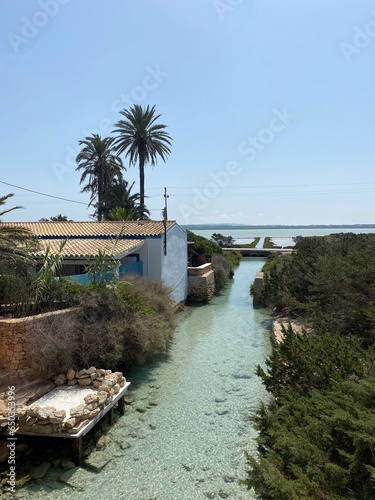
112,105,172,213
101,178,150,220
0,194,34,262
76,134,124,221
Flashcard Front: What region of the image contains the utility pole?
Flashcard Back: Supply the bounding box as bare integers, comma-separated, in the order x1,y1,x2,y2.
163,187,169,256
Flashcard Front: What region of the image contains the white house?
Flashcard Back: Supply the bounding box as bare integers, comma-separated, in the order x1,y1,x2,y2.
1,220,188,303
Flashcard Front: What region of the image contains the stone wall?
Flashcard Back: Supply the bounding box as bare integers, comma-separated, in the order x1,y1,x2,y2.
0,309,77,379
187,264,215,303
253,272,265,307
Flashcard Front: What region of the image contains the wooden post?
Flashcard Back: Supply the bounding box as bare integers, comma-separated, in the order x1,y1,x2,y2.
73,436,83,465
118,395,125,415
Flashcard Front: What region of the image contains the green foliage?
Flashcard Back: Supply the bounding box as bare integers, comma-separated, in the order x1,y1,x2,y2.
263,237,277,248
0,193,36,263
187,231,222,264
39,214,71,221
246,234,375,498
261,254,280,273
224,249,242,270
263,233,375,340
211,233,235,247
76,134,124,221
29,276,176,376
101,178,150,220
246,331,375,498
112,104,172,210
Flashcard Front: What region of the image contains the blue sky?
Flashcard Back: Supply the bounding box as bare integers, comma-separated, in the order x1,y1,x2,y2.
1,0,374,225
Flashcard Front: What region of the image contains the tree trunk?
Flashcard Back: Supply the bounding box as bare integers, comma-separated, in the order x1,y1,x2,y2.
139,150,145,214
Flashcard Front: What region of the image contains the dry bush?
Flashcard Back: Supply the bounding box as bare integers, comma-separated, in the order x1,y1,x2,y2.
27,277,176,377
28,310,80,378
77,276,176,370
212,254,231,293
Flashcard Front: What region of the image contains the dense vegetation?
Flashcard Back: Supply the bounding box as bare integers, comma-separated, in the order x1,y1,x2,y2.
246,234,375,499
30,276,176,377
187,231,242,293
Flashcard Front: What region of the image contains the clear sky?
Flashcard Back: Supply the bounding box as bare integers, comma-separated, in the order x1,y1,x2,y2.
1,0,374,225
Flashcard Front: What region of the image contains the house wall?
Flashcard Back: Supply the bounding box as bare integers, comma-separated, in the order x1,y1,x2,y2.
161,224,188,303
135,225,188,303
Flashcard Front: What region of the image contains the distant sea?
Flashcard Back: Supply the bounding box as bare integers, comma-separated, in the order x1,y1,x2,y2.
184,226,375,247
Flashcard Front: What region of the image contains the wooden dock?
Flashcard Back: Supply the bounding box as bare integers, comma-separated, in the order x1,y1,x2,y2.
8,382,131,464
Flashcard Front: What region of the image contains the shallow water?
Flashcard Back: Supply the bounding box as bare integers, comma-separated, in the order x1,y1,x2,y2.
22,258,271,500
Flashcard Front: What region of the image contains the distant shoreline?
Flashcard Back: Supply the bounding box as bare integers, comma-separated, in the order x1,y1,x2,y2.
182,224,375,230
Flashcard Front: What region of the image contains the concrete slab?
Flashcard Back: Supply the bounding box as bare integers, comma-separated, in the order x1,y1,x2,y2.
33,386,97,420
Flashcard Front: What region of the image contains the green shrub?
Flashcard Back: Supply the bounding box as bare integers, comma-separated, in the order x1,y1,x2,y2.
29,276,177,376
212,254,231,293
263,237,276,248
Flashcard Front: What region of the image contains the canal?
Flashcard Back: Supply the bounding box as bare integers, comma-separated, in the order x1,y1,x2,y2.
23,258,271,499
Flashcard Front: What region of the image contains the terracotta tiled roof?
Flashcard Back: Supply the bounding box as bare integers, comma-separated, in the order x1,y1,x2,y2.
0,220,175,238
32,238,144,259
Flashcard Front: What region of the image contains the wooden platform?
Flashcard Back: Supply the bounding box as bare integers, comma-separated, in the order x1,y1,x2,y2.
10,382,131,464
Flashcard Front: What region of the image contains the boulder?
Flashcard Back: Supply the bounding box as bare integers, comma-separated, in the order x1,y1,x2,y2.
84,394,99,405
67,368,76,381
54,373,67,386
86,366,96,375
64,418,77,429
78,378,92,386
70,405,86,419
68,379,78,386
84,451,112,472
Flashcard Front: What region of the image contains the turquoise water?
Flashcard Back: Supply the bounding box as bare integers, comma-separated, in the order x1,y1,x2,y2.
20,258,271,499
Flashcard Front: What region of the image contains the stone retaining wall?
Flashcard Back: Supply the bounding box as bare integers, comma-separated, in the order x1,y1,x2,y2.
187,264,215,303
252,271,265,307
0,309,78,378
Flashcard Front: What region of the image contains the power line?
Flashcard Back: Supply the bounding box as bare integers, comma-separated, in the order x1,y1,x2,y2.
0,180,87,205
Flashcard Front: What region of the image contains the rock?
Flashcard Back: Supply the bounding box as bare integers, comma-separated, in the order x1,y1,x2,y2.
215,398,227,403
96,369,106,376
76,369,87,378
86,366,96,375
119,441,130,450
84,394,99,405
68,419,90,434
52,458,61,468
124,396,135,404
64,418,77,429
112,383,120,394
97,391,107,406
95,436,107,450
68,379,78,386
67,368,76,381
215,409,229,416
60,467,95,491
15,474,32,488
70,405,86,419
92,381,102,388
87,408,100,419
49,410,66,423
135,407,147,413
84,451,112,472
54,374,67,386
30,462,51,479
61,459,75,471
78,378,92,386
